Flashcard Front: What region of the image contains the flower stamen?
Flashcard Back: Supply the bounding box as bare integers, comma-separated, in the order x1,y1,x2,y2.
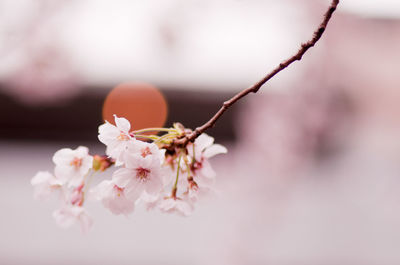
141,147,152,158
70,157,83,169
117,132,130,141
136,167,150,181
113,185,124,197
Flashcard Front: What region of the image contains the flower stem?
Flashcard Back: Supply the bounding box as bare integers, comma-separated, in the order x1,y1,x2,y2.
133,128,178,134
172,154,182,198
192,144,196,163
80,170,95,205
155,132,179,144
135,135,159,141
183,155,193,178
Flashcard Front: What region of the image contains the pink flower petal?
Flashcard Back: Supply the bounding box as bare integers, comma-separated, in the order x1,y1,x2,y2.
203,144,227,158
52,148,74,165
114,115,131,133
112,168,134,188
195,133,214,152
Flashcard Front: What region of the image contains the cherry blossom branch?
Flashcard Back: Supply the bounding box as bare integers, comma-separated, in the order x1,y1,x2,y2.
30,2,340,231
175,0,339,146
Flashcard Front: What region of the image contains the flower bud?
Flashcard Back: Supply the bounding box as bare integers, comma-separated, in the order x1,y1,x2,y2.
187,176,199,191
93,155,115,171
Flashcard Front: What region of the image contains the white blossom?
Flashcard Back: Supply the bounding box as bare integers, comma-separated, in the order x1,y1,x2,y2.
98,115,134,165
31,171,63,200
159,196,194,217
112,148,164,201
53,205,93,234
52,146,93,187
187,133,227,189
91,180,135,215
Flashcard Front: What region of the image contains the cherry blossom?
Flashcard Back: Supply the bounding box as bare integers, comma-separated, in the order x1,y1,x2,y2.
98,115,134,165
112,146,165,201
31,171,63,200
53,205,93,234
52,146,93,187
32,115,227,233
159,196,194,217
28,0,340,233
187,133,227,189
126,140,164,163
91,180,135,215
136,192,160,211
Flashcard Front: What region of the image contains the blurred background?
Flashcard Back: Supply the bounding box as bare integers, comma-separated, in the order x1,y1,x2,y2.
1,0,400,264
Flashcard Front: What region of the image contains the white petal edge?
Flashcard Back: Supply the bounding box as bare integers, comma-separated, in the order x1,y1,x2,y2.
194,134,214,152
114,115,131,133
203,144,227,158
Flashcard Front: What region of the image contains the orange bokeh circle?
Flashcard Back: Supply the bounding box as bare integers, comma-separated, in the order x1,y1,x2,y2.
102,82,168,131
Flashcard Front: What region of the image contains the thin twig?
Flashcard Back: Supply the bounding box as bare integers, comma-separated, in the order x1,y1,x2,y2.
174,0,339,147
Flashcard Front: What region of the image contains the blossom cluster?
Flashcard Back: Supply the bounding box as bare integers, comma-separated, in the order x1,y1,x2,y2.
31,115,226,232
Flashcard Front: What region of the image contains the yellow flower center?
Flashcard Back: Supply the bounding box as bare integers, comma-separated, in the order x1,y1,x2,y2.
117,132,130,141
70,157,83,169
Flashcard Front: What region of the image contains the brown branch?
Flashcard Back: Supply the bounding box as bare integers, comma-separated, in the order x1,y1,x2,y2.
175,0,339,146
